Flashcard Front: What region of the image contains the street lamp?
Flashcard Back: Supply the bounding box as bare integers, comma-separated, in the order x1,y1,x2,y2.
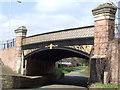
17,0,22,3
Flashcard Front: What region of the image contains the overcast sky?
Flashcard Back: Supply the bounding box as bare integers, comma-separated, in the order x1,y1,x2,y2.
0,0,119,42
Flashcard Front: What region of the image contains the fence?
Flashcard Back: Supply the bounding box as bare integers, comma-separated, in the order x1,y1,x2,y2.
0,39,16,49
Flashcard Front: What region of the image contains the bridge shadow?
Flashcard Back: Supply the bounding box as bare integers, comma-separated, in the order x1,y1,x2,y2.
54,75,89,87
39,75,89,88
26,74,89,89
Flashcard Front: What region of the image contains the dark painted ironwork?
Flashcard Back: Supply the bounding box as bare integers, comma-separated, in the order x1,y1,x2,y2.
24,47,90,60
0,38,16,49
22,37,94,50
22,26,94,57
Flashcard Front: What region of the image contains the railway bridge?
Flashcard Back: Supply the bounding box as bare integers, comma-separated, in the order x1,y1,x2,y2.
0,3,119,87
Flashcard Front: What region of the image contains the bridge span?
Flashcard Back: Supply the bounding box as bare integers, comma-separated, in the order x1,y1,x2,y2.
22,25,94,59
20,25,94,76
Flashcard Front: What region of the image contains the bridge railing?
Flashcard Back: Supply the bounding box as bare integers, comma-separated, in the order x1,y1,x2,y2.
0,38,16,49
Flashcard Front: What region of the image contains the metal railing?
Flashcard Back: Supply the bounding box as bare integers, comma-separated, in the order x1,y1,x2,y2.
0,38,16,49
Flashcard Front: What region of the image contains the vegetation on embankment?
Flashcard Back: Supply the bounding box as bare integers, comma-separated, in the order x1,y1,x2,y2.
56,66,88,74
79,69,88,74
89,83,120,88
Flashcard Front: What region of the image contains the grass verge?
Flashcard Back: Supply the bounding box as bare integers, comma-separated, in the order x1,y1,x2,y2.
56,66,88,74
90,83,120,88
79,70,88,74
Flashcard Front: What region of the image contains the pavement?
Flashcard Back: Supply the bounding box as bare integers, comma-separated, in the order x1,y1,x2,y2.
40,70,89,88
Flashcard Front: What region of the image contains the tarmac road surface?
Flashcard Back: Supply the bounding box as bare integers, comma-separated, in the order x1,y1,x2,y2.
40,70,89,88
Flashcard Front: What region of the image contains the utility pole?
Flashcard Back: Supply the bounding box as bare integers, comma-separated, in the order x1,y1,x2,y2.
118,1,120,36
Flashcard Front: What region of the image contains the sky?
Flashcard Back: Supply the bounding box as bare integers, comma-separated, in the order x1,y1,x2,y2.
0,0,119,42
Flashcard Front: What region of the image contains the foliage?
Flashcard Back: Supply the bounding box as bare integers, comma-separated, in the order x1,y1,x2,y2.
90,83,120,88
56,66,88,74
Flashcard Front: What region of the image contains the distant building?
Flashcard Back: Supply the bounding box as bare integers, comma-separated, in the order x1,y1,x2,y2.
57,61,72,68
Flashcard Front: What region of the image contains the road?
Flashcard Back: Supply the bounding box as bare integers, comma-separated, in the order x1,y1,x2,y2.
39,70,89,88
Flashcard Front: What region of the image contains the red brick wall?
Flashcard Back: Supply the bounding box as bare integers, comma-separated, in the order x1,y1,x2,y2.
0,47,17,72
16,36,22,57
0,36,25,74
94,19,115,55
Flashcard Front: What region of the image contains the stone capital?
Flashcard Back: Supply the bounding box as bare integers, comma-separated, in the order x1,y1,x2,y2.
92,3,117,21
15,26,27,37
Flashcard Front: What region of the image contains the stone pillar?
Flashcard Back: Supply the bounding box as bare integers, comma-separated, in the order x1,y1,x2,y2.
92,3,117,56
14,26,27,74
90,3,117,83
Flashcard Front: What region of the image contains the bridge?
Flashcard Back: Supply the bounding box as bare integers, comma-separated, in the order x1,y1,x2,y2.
0,3,119,88
21,25,94,76
23,25,94,59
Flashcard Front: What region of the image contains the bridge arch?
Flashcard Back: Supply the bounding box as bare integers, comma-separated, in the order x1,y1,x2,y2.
24,47,90,61
24,47,90,76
